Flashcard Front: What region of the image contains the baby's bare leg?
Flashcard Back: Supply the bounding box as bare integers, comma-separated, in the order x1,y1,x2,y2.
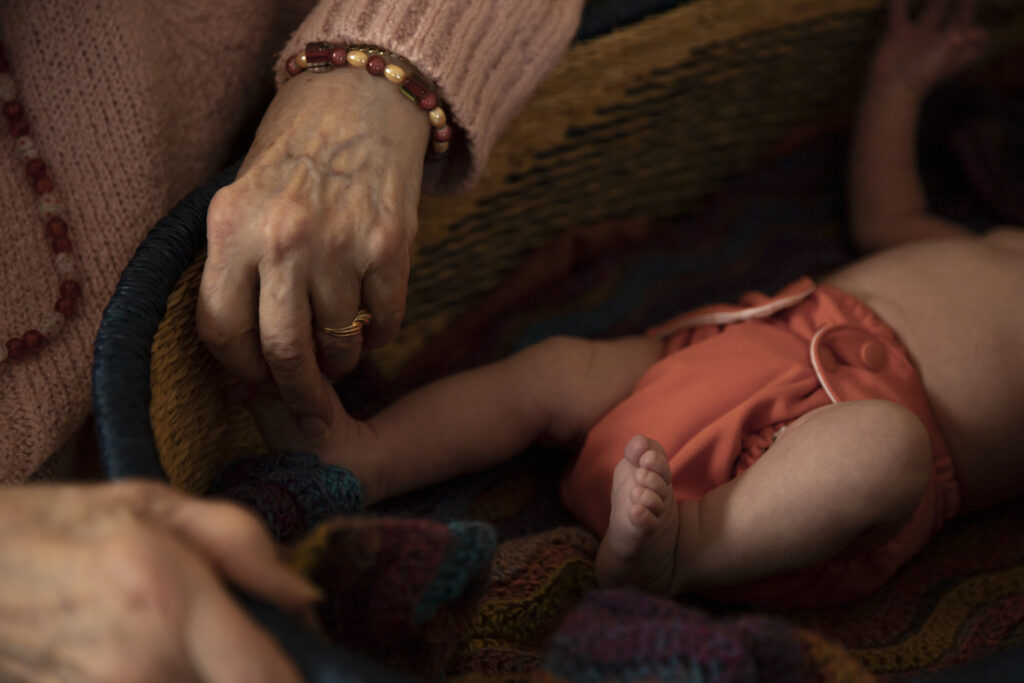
308,334,662,505
597,400,933,596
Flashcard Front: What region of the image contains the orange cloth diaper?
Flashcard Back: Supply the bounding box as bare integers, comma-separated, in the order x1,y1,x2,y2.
561,277,960,606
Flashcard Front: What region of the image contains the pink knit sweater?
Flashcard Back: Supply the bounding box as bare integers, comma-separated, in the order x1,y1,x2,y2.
0,0,582,481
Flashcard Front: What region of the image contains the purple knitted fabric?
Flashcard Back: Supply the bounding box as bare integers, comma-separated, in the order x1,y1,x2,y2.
208,451,363,543
544,589,810,682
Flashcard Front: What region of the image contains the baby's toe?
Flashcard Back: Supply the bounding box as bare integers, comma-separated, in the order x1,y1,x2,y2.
638,447,672,483
627,502,656,527
630,482,665,515
634,464,671,499
624,434,651,466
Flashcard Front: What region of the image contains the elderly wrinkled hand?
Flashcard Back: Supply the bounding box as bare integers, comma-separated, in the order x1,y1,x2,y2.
0,481,318,683
199,67,430,438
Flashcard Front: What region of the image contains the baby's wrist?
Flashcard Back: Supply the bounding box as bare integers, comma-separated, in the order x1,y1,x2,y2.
864,64,926,107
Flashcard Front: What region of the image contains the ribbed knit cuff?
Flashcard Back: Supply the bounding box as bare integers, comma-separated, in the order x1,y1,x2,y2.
275,0,584,193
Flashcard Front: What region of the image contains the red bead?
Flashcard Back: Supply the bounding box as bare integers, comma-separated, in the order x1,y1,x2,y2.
46,217,68,238
2,101,22,120
8,119,28,137
401,77,428,100
59,279,82,299
34,176,54,194
433,125,452,142
305,43,332,65
366,55,386,76
285,57,301,76
52,236,72,253
55,297,76,318
330,48,347,66
25,158,46,178
22,330,44,351
6,337,25,359
418,92,438,111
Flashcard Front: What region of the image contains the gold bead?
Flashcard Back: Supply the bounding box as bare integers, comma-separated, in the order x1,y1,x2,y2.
383,64,405,84
346,49,368,67
295,52,309,69
428,107,446,127
431,140,450,154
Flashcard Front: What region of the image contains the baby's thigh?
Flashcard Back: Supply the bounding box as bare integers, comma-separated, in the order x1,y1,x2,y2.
770,399,932,527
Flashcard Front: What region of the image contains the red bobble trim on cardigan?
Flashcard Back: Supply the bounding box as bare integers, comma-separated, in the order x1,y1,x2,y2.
0,42,82,364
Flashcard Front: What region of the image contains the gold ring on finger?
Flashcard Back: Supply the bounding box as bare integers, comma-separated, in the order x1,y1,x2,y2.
321,309,372,338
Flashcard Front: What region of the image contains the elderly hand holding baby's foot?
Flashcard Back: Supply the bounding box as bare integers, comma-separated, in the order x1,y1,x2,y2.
873,0,988,96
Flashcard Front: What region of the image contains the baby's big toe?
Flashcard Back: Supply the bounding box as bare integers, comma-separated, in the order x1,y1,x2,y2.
624,434,652,466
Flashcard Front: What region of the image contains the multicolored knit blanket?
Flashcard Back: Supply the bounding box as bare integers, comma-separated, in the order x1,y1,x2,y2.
211,442,1024,682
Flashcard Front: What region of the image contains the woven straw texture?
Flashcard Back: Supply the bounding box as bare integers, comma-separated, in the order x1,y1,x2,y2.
149,0,1024,490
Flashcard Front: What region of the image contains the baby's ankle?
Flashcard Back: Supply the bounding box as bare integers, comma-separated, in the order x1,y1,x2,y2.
667,500,709,595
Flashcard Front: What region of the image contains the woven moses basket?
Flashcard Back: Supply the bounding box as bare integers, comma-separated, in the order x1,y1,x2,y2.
94,0,1024,680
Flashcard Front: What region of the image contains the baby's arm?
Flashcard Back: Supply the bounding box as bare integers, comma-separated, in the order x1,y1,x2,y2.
240,334,664,505
849,0,987,251
355,334,662,503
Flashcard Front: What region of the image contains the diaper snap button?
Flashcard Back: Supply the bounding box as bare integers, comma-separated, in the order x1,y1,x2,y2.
817,345,838,373
860,340,886,372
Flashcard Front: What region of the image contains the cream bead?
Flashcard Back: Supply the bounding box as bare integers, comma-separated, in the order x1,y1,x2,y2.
431,140,450,155
39,195,63,222
40,311,65,339
55,253,78,279
15,135,38,162
346,50,368,67
295,52,309,69
383,64,405,84
428,107,446,127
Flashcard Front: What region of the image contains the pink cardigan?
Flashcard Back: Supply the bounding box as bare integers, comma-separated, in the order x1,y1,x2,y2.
0,0,582,481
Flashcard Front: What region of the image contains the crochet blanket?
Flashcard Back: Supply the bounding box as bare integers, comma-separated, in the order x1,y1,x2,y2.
209,59,1024,682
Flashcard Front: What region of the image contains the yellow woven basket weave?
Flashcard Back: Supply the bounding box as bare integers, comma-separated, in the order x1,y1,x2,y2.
149,0,1024,494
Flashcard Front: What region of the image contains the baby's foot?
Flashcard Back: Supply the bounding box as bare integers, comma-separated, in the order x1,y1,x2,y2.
595,434,680,596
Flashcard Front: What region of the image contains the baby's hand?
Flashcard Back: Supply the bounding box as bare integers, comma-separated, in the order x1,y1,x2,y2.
234,376,346,456
872,0,987,96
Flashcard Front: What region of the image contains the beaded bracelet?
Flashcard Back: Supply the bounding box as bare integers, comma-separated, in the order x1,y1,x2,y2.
285,43,452,157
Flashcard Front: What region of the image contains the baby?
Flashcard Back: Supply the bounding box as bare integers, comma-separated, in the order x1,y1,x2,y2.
248,0,1023,606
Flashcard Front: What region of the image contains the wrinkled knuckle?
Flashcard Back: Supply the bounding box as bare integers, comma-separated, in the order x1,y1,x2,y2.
262,202,314,259
265,221,310,262
260,333,307,370
196,316,236,349
207,188,243,235
324,226,356,255
367,226,406,263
